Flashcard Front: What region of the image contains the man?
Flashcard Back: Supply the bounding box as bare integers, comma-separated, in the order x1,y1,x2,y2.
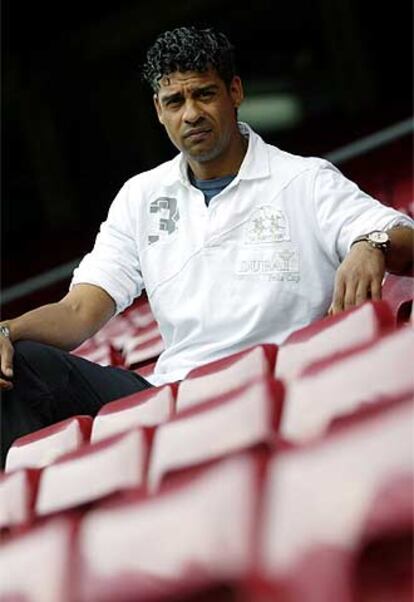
1,26,413,466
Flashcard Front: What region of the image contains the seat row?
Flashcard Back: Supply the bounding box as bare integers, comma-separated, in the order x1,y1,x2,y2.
2,302,413,532
71,275,414,370
1,297,413,602
1,396,412,601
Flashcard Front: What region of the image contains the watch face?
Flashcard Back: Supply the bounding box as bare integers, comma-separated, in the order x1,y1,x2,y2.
369,231,388,244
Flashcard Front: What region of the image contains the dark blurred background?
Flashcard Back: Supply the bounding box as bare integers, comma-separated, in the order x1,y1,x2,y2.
2,0,413,308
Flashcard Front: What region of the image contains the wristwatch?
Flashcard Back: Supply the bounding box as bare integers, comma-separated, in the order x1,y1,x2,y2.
0,324,11,339
351,230,391,253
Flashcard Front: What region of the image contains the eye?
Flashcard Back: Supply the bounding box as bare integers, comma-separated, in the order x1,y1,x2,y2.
165,97,183,108
199,90,215,99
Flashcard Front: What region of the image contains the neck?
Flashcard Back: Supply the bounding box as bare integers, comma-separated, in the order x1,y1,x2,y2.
187,131,248,180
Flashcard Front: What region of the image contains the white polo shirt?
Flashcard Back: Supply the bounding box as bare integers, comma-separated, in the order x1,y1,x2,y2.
71,123,413,385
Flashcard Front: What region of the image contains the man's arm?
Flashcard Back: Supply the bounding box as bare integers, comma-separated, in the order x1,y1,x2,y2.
329,226,414,315
0,284,116,389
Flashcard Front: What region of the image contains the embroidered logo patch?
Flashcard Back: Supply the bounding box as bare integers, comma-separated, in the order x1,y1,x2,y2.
236,246,300,282
148,197,180,245
245,206,290,244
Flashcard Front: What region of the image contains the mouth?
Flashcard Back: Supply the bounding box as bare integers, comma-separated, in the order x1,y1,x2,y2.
184,128,212,141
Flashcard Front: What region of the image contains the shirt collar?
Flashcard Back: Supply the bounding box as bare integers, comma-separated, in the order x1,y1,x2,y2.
237,122,271,181
163,122,271,187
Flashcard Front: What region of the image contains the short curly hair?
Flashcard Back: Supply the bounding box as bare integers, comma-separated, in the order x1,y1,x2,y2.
142,26,236,92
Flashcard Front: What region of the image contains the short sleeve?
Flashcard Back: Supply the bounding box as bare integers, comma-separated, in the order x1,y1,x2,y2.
70,182,144,314
313,162,414,261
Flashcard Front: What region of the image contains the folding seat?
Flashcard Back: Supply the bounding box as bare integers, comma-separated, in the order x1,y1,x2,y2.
148,377,283,492
124,297,157,329
275,300,394,382
351,473,413,602
123,321,161,349
382,273,414,325
35,428,151,517
134,360,157,379
122,324,165,368
93,313,135,349
77,452,263,602
151,580,250,601
281,327,414,443
5,415,92,473
91,383,176,442
71,340,117,366
72,314,136,367
256,398,413,602
0,516,76,602
0,468,40,533
177,344,277,412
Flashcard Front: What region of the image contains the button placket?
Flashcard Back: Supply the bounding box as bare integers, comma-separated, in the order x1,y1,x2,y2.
187,186,209,246
205,186,235,247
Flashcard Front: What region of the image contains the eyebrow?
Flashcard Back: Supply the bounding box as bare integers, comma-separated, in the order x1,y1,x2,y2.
193,84,219,97
159,84,219,105
160,91,183,105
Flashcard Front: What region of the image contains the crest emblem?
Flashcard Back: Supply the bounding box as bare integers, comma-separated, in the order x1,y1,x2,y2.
245,206,290,244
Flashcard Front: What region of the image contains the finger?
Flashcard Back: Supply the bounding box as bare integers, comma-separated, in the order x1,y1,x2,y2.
1,343,14,379
330,277,346,314
370,277,382,301
0,377,13,390
343,280,359,311
355,279,372,306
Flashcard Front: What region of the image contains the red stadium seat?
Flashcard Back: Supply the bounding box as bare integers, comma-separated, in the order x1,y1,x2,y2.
382,273,414,325
0,468,40,533
124,298,158,329
134,360,157,379
93,314,135,348
71,314,133,367
77,452,263,602
5,415,92,473
276,301,393,381
148,377,283,492
122,299,165,368
352,473,413,602
72,298,163,369
71,340,117,366
122,330,165,368
177,344,277,412
91,384,176,442
0,516,76,602
256,398,413,601
281,327,414,443
35,428,151,516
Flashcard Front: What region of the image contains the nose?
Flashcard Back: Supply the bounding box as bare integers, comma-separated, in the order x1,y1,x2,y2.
182,99,202,124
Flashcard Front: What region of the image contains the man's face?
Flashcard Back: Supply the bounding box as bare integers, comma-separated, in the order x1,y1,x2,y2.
154,68,244,165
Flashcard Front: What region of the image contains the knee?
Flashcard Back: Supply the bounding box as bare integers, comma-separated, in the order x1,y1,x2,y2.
13,340,64,375
14,340,52,363
12,340,71,394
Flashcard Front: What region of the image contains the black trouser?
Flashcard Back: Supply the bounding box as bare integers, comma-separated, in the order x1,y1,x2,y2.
0,340,152,468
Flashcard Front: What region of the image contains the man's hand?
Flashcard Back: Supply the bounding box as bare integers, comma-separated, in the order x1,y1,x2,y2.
0,325,14,390
0,284,115,392
329,242,386,315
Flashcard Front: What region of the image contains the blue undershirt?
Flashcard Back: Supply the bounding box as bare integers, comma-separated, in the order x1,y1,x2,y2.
190,173,236,206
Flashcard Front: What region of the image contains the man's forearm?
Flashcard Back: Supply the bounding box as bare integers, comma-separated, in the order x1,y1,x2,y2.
2,284,116,352
0,284,115,387
4,302,96,351
386,227,414,274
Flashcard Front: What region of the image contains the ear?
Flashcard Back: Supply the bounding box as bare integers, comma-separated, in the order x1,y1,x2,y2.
229,76,244,109
153,94,164,124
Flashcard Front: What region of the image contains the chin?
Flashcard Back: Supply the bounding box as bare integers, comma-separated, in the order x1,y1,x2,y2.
187,146,223,163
